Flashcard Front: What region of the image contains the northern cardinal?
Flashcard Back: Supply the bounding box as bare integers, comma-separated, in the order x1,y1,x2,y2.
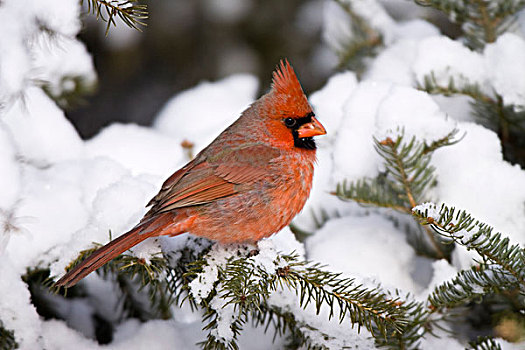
55,60,326,287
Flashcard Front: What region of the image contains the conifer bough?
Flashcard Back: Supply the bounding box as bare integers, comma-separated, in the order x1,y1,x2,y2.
83,0,148,35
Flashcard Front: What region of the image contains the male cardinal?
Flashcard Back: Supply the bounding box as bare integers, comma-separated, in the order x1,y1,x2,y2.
55,60,326,287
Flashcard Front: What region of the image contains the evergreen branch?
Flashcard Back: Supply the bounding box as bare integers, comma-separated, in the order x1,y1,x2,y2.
417,72,496,105
413,203,525,295
310,208,341,230
417,73,525,164
55,241,174,319
337,130,459,212
0,322,17,350
105,254,173,320
372,294,433,350
335,178,411,213
467,336,503,350
422,129,463,154
281,262,408,337
289,222,315,243
374,132,458,258
333,0,383,74
413,0,525,49
335,130,460,259
185,250,411,349
164,238,214,309
288,208,342,243
373,133,448,207
83,0,148,35
251,303,332,350
428,264,523,310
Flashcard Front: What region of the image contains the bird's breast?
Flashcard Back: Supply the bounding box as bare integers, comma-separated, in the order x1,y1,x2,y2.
188,150,316,243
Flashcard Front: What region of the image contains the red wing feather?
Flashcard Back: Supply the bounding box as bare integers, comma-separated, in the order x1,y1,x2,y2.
214,144,280,184
147,145,281,214
215,164,268,184
157,177,236,211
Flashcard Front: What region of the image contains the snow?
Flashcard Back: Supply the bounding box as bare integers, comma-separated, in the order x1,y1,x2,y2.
309,70,358,144
85,123,185,179
350,0,397,44
3,87,84,166
484,33,525,108
366,39,420,85
0,0,87,105
432,122,525,246
413,36,487,90
412,33,525,109
0,126,20,210
332,81,456,184
153,74,259,153
306,215,421,294
418,259,459,298
111,319,190,349
323,0,396,52
1,0,525,349
412,202,441,220
322,1,354,54
32,35,97,101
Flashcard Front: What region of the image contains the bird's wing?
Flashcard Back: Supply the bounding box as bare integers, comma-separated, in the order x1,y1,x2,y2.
147,144,281,214
213,144,281,184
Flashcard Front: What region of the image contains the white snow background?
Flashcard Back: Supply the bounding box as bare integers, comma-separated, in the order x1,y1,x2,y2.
1,0,524,349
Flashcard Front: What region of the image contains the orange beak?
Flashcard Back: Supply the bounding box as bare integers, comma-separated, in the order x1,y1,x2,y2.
297,116,326,138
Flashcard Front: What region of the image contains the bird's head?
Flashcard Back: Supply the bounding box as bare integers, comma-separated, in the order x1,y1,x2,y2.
256,59,326,150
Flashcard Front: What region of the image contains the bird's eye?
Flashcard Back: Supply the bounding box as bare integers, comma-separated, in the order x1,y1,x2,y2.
284,117,296,127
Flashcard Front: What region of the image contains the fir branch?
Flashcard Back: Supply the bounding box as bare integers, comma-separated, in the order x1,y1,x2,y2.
55,238,419,348
372,293,432,349
280,261,408,337
467,336,503,350
428,265,523,310
335,176,410,213
422,129,464,154
414,203,525,313
288,222,315,243
56,241,174,319
418,73,495,105
109,254,172,320
0,322,17,350
83,0,148,35
164,237,214,309
336,130,461,259
413,0,525,49
373,134,433,207
413,203,525,290
336,130,459,212
251,303,331,350
333,0,383,74
418,73,525,164
185,251,411,349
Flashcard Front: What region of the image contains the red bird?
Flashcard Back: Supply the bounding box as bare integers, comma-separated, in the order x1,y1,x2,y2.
55,60,326,287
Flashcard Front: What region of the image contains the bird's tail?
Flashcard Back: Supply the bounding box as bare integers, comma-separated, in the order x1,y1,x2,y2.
55,213,175,288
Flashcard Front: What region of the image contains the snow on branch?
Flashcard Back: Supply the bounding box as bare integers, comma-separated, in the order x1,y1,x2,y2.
413,203,525,309
183,243,411,349
0,322,17,350
414,0,525,49
335,130,461,259
83,0,148,35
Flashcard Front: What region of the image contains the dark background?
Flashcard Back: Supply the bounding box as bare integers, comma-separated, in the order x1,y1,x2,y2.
68,0,449,139
69,0,331,138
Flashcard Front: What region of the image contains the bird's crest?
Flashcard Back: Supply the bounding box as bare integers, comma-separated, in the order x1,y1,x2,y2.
270,59,312,116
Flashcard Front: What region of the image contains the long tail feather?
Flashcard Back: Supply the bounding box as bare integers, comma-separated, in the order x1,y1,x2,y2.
55,214,175,288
